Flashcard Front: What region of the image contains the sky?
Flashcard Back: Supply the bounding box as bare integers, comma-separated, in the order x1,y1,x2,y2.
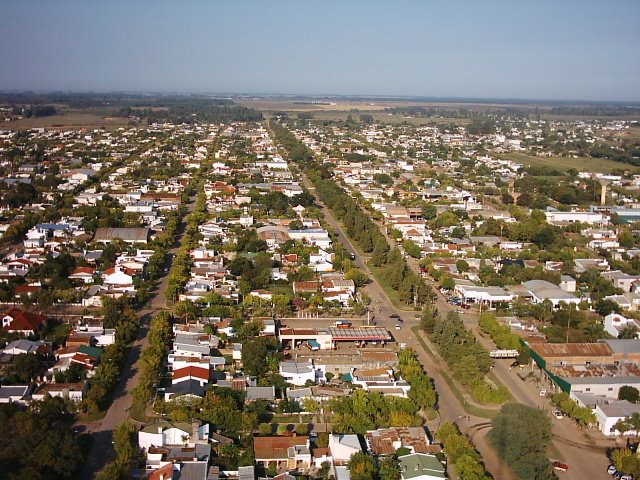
0,0,639,101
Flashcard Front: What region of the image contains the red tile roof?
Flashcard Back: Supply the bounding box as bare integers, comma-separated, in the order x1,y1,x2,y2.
172,366,209,381
71,267,95,275
2,308,48,332
253,436,308,460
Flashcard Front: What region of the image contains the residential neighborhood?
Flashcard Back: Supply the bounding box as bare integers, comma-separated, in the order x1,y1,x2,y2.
0,95,640,480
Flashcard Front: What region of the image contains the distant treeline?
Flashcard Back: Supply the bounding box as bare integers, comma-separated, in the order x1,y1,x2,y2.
125,103,263,124
548,105,640,117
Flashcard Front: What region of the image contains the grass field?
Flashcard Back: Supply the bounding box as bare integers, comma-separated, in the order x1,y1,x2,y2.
3,111,129,130
501,152,639,173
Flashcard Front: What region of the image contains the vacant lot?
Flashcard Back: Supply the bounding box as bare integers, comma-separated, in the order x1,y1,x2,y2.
502,152,639,173
3,112,129,130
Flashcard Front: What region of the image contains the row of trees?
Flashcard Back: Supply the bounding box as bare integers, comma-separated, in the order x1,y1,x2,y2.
396,348,437,411
83,298,139,412
269,120,433,307
422,309,510,404
131,311,173,413
478,312,521,350
549,392,597,428
95,420,138,480
436,422,490,480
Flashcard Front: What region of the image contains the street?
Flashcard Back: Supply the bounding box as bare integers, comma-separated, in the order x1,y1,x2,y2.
78,201,194,479
301,173,515,479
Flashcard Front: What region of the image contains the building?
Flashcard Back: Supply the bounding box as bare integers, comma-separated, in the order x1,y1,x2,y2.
522,280,581,308
253,436,311,470
399,453,446,480
595,400,640,436
93,227,150,244
604,313,640,339
1,308,48,335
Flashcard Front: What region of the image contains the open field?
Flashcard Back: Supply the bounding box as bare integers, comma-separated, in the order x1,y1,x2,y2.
501,152,639,173
2,111,130,130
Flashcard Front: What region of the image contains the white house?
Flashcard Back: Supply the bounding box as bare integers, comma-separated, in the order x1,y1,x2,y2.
604,313,640,339
279,361,317,386
138,420,210,451
328,433,362,463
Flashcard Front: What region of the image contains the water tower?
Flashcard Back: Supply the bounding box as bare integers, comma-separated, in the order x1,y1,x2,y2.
599,179,610,206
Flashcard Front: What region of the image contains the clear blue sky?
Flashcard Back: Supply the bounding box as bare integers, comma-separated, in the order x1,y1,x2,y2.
1,0,639,101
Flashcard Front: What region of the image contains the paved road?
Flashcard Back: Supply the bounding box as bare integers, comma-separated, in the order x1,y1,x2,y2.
79,202,194,479
390,228,614,480
300,173,515,480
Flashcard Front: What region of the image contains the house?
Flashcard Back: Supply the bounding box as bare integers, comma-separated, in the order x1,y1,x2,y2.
172,366,210,386
2,308,48,335
69,267,96,284
0,385,30,404
280,361,317,386
398,453,446,480
604,313,640,339
253,435,311,470
31,382,86,402
328,433,362,464
365,427,438,456
138,419,210,451
246,386,276,403
2,339,43,355
164,379,206,402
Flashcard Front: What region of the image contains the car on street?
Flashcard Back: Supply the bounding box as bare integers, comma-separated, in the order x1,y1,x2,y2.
389,314,400,319
552,461,568,472
608,465,617,475
395,324,401,330
552,410,563,419
539,389,547,397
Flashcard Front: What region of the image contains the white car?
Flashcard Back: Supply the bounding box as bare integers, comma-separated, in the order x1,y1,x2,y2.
552,410,563,419
395,324,401,330
608,465,617,475
539,389,547,397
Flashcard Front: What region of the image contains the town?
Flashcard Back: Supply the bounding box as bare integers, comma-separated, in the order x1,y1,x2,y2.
1,94,640,480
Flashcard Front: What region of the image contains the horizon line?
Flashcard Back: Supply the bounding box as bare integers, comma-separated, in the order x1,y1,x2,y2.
0,89,639,106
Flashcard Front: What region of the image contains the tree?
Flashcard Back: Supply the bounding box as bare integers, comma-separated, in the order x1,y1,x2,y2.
7,353,41,383
620,324,639,339
347,452,376,480
378,456,400,480
488,404,556,480
345,268,369,287
619,386,640,404
456,259,470,273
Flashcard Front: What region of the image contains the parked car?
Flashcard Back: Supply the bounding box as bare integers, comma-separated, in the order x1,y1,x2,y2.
540,389,547,397
607,465,617,475
552,461,568,472
620,475,633,480
552,410,563,419
395,324,401,330
390,314,400,319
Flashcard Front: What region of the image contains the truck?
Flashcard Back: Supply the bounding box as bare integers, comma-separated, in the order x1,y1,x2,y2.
334,320,352,328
